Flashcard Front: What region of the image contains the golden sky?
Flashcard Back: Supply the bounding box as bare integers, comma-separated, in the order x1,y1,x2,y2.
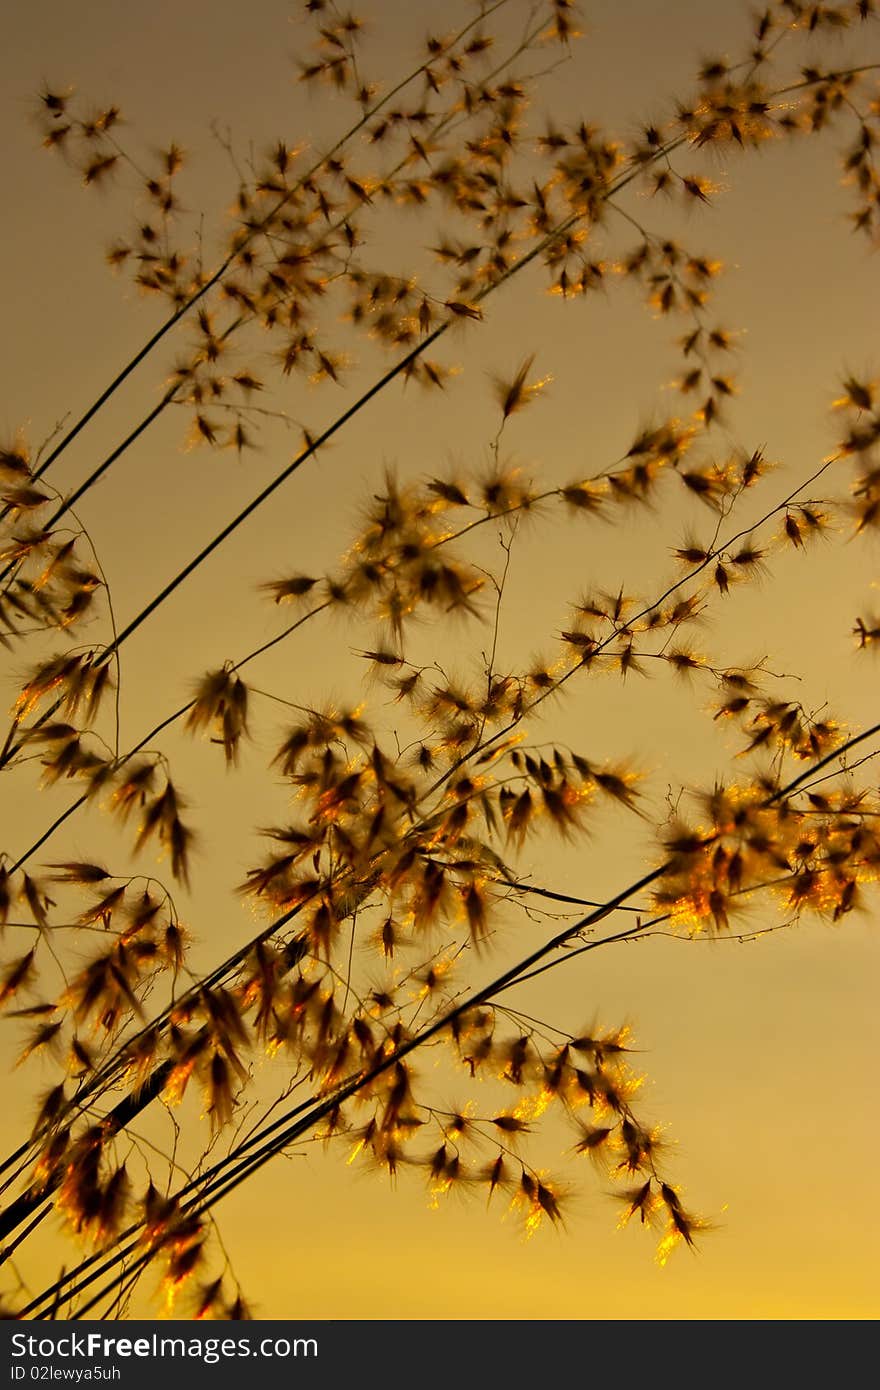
1,0,878,1319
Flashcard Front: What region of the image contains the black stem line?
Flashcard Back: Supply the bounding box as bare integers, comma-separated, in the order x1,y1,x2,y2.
25,866,660,1319
8,53,880,1310
1,4,539,579
7,51,855,768
0,194,577,770
9,602,330,873
0,1062,172,1250
6,1,510,502
0,387,180,597
21,697,880,1314
18,703,880,1315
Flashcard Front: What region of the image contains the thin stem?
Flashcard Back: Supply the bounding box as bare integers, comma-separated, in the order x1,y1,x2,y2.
8,601,331,873
9,1,512,494
23,862,659,1319
15,705,880,1314
6,55,863,766
0,192,583,770
4,446,860,1190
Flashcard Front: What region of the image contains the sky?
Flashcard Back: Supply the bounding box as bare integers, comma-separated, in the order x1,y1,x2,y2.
0,0,878,1320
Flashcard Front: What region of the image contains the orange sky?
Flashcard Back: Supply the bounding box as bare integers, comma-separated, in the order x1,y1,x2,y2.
1,0,878,1319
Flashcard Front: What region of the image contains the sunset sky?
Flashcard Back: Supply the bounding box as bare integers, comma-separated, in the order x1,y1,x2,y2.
1,0,878,1320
